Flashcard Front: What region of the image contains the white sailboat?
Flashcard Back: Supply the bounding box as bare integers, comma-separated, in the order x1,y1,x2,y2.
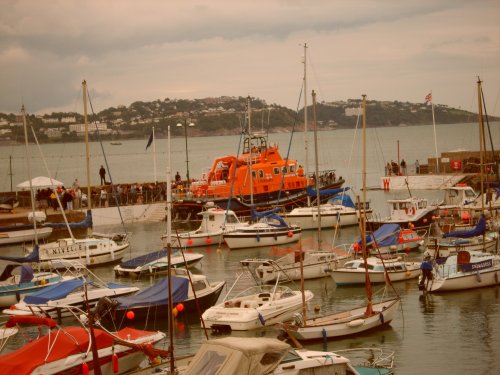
282,94,401,341
24,81,130,269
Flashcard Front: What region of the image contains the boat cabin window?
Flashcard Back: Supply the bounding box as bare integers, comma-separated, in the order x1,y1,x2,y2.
192,280,207,291
282,166,287,175
289,164,295,173
226,215,239,224
258,170,264,178
187,350,226,375
252,171,256,178
209,215,215,221
464,189,476,198
260,351,285,366
273,167,280,175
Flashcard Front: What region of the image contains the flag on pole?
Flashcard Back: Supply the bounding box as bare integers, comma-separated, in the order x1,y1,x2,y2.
425,92,432,104
146,131,154,150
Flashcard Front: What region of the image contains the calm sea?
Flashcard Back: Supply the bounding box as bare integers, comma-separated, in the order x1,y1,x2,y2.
1,122,500,374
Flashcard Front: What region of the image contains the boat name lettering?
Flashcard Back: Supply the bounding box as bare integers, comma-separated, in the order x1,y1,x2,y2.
461,259,493,272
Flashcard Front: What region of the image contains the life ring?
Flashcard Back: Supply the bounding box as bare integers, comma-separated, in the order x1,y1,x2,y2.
407,207,415,216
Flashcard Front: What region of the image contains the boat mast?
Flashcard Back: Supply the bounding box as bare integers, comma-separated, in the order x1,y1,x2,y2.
312,90,321,242
82,81,92,235
429,90,439,173
247,96,254,208
21,105,38,243
303,43,309,178
166,125,175,372
477,77,485,215
361,94,373,315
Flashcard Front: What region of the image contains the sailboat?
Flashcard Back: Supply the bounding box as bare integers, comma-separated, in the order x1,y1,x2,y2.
222,97,302,250
22,81,130,269
281,94,401,341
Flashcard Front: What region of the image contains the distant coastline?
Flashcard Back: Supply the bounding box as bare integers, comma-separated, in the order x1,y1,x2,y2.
1,96,496,145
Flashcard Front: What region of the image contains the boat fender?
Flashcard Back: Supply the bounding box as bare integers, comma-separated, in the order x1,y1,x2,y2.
82,363,90,375
112,352,119,373
258,312,266,326
495,272,498,283
256,234,260,242
347,319,365,327
322,328,327,341
476,271,481,283
15,291,20,302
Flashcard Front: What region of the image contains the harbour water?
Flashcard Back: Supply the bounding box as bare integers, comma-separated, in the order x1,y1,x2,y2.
1,122,499,373
2,122,499,193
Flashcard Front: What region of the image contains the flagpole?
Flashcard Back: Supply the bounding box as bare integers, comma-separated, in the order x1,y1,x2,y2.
430,91,439,173
152,126,157,183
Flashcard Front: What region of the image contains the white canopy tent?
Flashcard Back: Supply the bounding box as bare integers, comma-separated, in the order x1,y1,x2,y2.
17,176,65,190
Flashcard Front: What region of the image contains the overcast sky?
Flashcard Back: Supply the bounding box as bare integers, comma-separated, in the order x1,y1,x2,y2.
1,0,499,116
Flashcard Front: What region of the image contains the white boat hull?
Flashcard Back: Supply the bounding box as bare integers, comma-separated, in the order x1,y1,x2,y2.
285,298,400,341
0,227,53,245
176,232,223,247
113,252,204,277
35,238,129,269
202,290,313,331
426,267,500,292
3,285,138,319
283,210,360,230
224,228,301,249
332,267,421,285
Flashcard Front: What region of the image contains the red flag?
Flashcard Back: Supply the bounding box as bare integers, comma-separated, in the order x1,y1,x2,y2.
425,93,432,103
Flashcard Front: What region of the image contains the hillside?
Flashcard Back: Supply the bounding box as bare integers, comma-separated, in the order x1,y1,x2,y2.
0,96,494,144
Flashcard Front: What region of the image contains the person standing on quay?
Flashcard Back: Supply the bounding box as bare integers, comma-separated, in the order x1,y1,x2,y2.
99,165,106,185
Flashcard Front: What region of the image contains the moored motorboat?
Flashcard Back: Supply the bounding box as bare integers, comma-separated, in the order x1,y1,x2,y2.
96,268,225,324
178,336,391,375
202,284,313,331
0,316,166,374
165,204,245,247
113,248,203,278
367,196,438,230
331,255,421,285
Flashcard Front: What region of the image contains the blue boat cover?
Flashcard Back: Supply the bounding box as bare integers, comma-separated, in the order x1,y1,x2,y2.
263,213,289,228
443,215,486,238
328,194,356,208
0,245,40,263
251,207,282,222
0,264,33,282
357,223,401,247
119,248,180,268
114,276,189,308
306,186,350,198
24,279,85,304
20,265,34,283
